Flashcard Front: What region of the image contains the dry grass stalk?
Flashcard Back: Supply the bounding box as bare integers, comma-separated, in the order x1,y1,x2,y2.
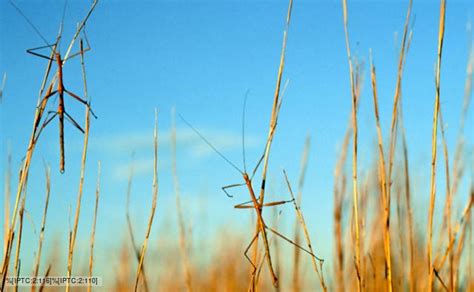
0,46,56,292
341,0,362,289
427,0,446,290
3,151,11,259
438,110,454,290
272,206,281,292
434,193,473,274
32,165,51,292
284,170,327,291
400,107,415,292
384,1,413,290
448,37,473,290
134,110,158,292
1,4,97,289
88,161,101,292
292,135,310,292
435,194,472,289
13,198,25,292
387,0,412,196
333,127,351,292
38,264,52,292
126,159,150,292
66,36,93,292
171,109,193,292
253,0,293,281
450,40,473,227
254,207,284,289
369,52,393,292
360,174,370,288
452,187,473,288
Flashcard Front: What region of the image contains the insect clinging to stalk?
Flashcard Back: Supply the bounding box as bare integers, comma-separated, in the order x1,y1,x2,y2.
179,94,323,289
10,0,97,173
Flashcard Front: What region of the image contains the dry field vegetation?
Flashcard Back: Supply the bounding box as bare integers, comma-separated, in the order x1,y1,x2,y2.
1,0,473,291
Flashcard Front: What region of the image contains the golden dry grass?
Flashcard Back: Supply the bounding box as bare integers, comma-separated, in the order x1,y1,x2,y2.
1,0,473,291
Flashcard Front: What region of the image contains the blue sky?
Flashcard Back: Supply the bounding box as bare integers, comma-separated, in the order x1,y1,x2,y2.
1,0,473,284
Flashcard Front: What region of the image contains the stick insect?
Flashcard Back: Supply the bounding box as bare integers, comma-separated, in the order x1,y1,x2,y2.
179,95,322,289
10,0,97,173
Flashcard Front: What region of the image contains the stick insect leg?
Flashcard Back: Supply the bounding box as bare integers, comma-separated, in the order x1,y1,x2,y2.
266,226,324,262
37,90,58,110
235,199,294,209
63,46,91,60
222,183,245,198
32,89,58,133
64,30,92,61
64,89,97,118
244,232,260,274
250,152,265,181
63,111,85,134
33,111,58,145
26,44,56,61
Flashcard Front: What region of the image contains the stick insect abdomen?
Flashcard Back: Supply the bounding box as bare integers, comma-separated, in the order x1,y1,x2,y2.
58,96,65,173
243,173,279,287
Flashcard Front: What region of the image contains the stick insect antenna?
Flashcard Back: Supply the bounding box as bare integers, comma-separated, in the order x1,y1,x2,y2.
56,0,69,49
9,0,51,48
61,0,68,28
242,90,250,174
249,79,289,182
179,113,243,175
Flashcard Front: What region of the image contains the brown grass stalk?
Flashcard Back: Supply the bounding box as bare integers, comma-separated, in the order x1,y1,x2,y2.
272,206,281,292
253,0,293,280
134,110,158,292
284,170,327,291
369,52,393,292
0,42,56,292
171,109,193,292
38,264,52,292
341,0,362,289
399,107,415,292
66,35,93,292
334,127,351,292
125,153,149,292
292,135,310,292
31,165,51,292
13,199,25,292
450,40,473,224
427,1,446,290
1,4,97,290
385,0,413,289
255,207,284,289
88,161,101,292
387,0,412,198
3,150,11,259
452,187,473,288
434,192,473,274
438,110,454,290
126,160,150,292
448,39,473,290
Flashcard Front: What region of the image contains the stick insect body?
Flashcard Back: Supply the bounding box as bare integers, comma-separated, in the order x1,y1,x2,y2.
30,39,96,173
180,113,322,289
11,0,96,173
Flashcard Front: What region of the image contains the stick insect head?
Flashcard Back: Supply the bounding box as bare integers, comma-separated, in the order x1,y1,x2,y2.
243,172,250,182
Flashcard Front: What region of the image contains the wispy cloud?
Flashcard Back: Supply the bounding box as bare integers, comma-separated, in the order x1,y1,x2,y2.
91,127,262,181
90,127,261,157
113,157,157,181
